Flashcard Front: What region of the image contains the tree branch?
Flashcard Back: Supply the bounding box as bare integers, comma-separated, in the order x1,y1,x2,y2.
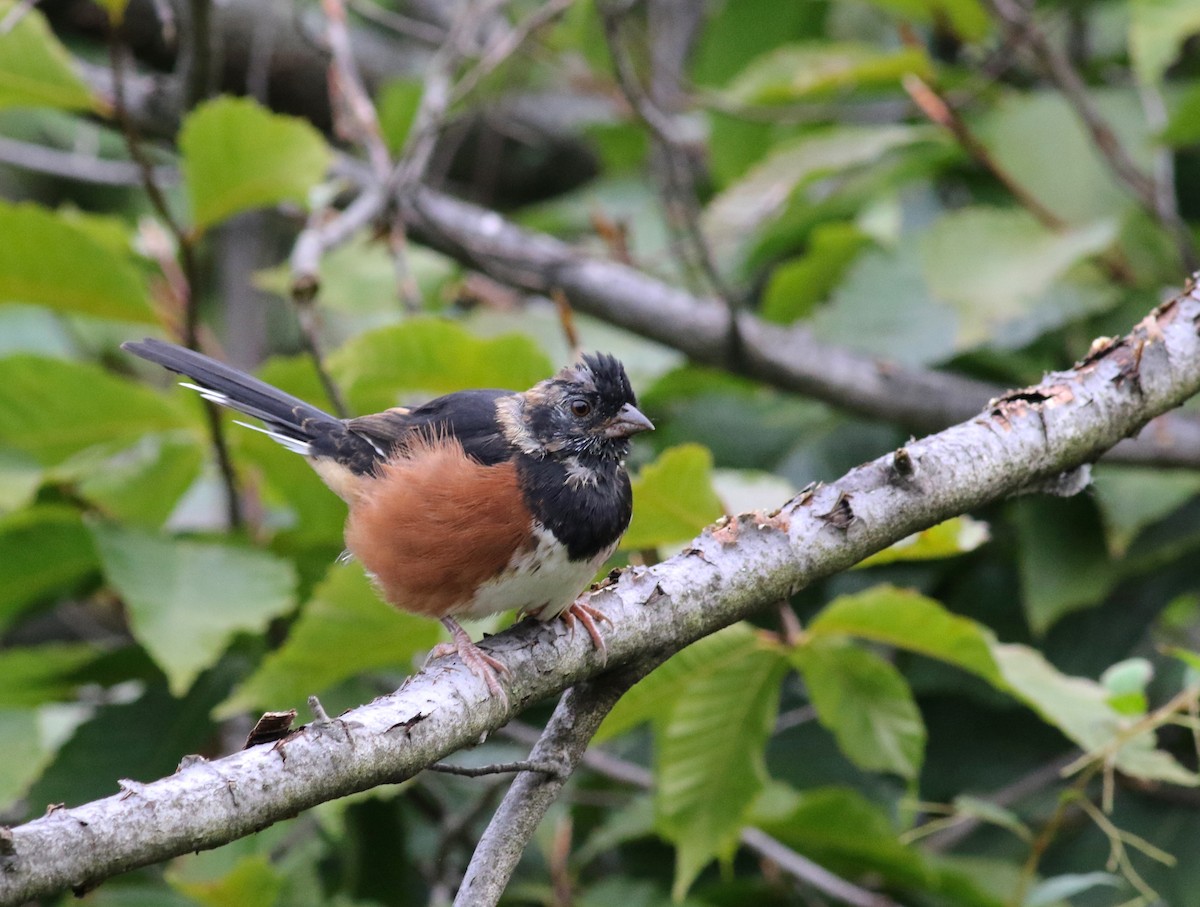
2,284,1199,905
455,660,659,906
395,183,1200,469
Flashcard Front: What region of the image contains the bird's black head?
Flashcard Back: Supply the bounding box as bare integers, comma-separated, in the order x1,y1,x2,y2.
516,352,654,464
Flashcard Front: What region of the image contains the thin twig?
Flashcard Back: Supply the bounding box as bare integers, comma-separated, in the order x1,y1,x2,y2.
109,35,243,529
345,0,448,45
0,0,37,35
429,759,563,778
451,0,576,103
0,136,178,186
454,660,660,906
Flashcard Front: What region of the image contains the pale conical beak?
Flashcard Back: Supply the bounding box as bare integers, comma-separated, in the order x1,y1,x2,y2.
603,403,655,438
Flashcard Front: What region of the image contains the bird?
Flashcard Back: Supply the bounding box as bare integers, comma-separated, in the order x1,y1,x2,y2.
121,337,654,703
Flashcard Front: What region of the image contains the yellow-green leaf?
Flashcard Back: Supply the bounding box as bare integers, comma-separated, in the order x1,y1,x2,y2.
0,2,94,111
726,42,932,105
622,444,724,550
857,515,989,567
0,201,155,322
180,96,331,232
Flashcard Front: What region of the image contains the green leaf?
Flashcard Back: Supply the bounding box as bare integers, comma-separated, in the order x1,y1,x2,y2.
171,856,284,907
753,785,927,887
809,245,959,367
0,201,155,321
702,125,930,274
0,506,98,633
95,0,130,24
857,516,990,567
596,623,761,742
1025,873,1122,907
180,96,331,232
0,355,190,466
726,43,931,105
66,434,204,527
1129,0,1200,85
794,637,926,778
91,523,297,696
218,562,442,717
328,318,553,414
974,90,1149,225
761,223,869,324
378,77,423,154
1162,82,1200,146
993,644,1198,786
0,2,94,111
1100,657,1154,716
656,637,787,898
0,644,99,707
1091,465,1200,555
0,705,86,811
0,448,41,514
1013,496,1120,635
622,444,724,550
810,586,1004,687
857,0,989,40
918,208,1118,349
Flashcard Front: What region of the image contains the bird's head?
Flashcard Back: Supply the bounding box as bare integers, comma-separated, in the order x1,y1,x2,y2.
511,352,653,463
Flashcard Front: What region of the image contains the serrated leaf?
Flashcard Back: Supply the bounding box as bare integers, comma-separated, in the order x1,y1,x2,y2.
0,201,155,321
0,506,98,633
180,96,331,232
655,637,787,898
622,444,724,550
91,523,297,696
0,2,94,111
918,208,1118,348
994,644,1198,786
858,516,990,567
0,355,190,466
329,318,553,413
810,586,1004,687
1129,0,1200,85
726,42,931,105
794,637,926,778
218,562,442,717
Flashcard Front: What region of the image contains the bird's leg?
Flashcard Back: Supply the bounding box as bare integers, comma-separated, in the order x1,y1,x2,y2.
559,599,612,661
430,617,510,705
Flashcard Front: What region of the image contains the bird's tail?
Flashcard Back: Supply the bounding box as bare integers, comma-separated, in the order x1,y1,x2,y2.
122,338,343,457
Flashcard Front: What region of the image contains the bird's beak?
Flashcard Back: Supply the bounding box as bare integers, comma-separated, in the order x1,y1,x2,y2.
603,403,655,438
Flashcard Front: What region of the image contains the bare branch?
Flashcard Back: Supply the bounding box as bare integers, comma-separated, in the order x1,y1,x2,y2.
2,286,1199,905
455,662,658,906
395,183,1200,469
0,136,177,187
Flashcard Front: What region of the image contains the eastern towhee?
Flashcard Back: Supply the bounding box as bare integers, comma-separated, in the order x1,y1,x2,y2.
122,338,654,702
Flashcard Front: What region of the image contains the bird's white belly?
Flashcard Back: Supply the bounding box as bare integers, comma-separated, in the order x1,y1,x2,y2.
459,524,614,620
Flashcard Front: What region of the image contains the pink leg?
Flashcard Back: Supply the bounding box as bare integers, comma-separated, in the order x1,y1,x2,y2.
559,600,612,659
429,617,510,705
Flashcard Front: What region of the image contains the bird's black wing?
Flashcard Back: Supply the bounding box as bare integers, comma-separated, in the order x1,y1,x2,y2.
347,389,515,466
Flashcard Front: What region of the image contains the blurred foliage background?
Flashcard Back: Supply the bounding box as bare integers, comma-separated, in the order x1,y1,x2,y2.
3,0,1200,904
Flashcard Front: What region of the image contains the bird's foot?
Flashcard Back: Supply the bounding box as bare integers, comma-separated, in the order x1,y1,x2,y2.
431,617,510,707
559,600,612,662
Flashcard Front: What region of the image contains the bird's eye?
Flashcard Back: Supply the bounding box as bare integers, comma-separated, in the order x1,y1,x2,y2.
569,398,592,418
